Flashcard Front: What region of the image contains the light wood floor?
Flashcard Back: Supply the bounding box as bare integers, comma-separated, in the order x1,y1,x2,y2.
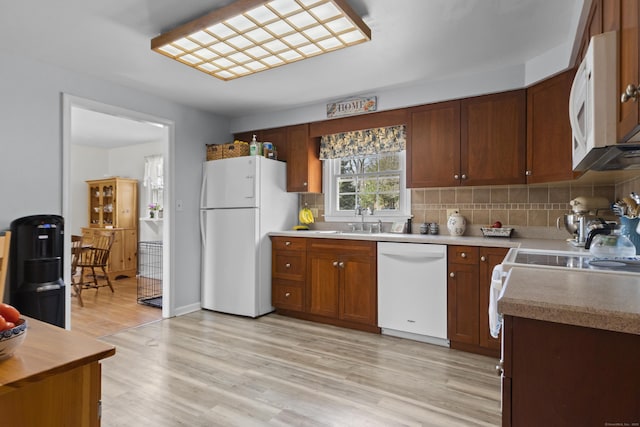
70,276,163,339
98,310,502,426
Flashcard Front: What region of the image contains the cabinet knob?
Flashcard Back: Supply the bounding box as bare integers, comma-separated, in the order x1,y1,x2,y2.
338,261,345,268
461,174,467,180
285,241,291,246
525,170,532,176
460,252,467,258
449,272,455,278
454,174,460,180
333,261,339,267
285,263,291,268
303,182,308,187
496,360,504,376
285,292,291,298
480,256,486,262
621,83,639,103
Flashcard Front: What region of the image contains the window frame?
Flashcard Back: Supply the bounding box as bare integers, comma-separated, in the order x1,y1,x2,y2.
323,151,411,222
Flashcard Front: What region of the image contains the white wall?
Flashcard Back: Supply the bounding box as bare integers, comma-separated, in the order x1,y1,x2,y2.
0,54,230,315
69,144,109,236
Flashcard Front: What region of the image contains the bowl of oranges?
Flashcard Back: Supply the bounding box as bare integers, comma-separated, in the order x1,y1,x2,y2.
0,303,26,361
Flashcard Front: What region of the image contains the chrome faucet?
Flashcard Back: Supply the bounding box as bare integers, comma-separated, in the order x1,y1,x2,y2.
354,205,372,231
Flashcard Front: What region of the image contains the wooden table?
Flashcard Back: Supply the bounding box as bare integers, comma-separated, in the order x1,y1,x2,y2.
0,317,115,426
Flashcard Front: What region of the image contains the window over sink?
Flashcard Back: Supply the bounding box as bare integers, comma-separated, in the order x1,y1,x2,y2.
320,125,410,222
323,152,411,222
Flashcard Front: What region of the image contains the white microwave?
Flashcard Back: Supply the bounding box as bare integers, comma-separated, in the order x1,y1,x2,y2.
569,31,619,171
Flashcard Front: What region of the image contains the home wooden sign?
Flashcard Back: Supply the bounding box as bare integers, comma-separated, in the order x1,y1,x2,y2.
327,96,377,118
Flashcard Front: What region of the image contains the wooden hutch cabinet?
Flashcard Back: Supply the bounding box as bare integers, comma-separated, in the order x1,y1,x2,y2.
82,177,138,279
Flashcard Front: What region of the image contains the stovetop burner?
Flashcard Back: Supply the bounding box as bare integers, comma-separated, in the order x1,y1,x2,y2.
508,249,640,274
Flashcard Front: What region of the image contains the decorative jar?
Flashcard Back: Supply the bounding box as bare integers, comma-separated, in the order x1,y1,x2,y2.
447,213,466,236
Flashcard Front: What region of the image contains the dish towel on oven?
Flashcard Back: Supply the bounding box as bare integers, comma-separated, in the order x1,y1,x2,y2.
489,264,508,338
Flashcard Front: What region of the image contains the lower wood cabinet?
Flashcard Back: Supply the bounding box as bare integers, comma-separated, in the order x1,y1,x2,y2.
81,227,137,279
271,236,378,333
502,315,640,426
447,245,508,357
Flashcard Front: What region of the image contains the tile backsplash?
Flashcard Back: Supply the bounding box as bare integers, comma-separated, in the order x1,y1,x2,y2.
300,182,625,239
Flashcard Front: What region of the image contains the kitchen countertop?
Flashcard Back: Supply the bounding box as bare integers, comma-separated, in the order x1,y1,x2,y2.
499,266,640,335
269,230,582,252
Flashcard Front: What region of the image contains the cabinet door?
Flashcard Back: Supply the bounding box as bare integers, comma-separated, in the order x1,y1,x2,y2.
617,0,640,142
526,69,576,184
121,229,138,271
461,90,526,186
287,124,321,193
340,255,376,326
307,252,340,318
116,181,137,229
478,247,508,353
407,101,461,187
447,262,479,345
108,229,124,274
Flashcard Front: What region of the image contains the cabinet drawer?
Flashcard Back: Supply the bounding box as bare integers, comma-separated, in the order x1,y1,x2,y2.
273,280,304,312
271,237,306,252
307,238,376,256
273,251,306,280
448,245,479,264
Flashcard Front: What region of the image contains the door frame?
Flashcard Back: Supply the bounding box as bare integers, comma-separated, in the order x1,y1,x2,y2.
61,94,176,326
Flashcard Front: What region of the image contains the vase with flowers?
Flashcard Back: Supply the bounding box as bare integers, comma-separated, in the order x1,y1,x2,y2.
149,203,160,219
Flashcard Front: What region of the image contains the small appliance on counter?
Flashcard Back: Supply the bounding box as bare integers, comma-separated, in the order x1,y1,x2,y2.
559,196,612,247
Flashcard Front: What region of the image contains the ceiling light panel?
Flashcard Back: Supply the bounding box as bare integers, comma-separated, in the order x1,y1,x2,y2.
151,0,371,81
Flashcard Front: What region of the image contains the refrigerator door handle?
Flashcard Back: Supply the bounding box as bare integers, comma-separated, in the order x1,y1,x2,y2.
200,163,207,209
200,209,206,247
245,175,255,199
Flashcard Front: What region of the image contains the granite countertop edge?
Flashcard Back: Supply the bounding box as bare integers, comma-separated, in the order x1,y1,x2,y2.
498,267,640,335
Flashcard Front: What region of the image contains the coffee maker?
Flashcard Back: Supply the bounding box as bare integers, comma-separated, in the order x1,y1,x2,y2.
564,196,612,246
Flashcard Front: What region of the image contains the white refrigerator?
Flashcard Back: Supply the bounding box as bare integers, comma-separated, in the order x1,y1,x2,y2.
200,156,297,317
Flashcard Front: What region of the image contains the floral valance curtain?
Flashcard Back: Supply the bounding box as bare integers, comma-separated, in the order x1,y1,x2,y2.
319,125,406,159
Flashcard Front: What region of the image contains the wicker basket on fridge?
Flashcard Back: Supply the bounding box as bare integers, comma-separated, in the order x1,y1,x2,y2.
206,144,223,161
222,141,249,158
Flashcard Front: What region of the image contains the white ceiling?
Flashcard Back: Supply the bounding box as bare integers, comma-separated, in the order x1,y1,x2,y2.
1,0,584,121
2,1,585,148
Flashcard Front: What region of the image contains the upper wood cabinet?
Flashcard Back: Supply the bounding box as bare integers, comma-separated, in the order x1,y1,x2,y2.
461,90,526,186
407,101,461,187
617,0,640,142
407,90,526,187
235,124,321,193
526,69,576,183
286,124,322,193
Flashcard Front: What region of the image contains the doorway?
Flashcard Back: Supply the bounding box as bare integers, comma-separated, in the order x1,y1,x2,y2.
61,94,174,331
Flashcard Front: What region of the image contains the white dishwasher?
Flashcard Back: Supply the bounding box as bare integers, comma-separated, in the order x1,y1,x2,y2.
377,242,449,346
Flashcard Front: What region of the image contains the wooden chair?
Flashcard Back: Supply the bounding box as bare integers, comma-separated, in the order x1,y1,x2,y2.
0,231,11,304
74,231,115,306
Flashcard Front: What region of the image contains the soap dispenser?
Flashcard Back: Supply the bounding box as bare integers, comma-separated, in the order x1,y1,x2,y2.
249,134,258,156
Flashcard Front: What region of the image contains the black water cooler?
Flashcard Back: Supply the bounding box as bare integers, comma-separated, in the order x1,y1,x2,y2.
9,215,65,328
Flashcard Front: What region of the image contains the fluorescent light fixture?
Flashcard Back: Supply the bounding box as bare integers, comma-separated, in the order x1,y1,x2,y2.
151,0,371,81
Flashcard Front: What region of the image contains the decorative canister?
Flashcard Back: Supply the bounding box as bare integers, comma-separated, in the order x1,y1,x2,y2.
429,223,439,235
447,213,466,236
420,223,429,234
